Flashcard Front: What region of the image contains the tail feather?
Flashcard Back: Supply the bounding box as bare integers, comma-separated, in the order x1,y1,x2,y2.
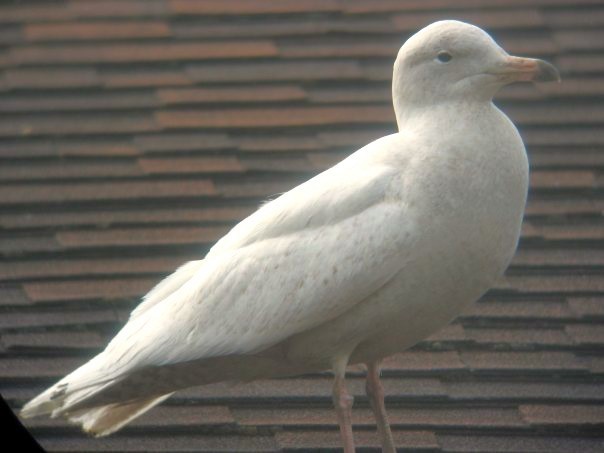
21,363,173,436
20,260,202,434
21,353,119,419
65,393,173,437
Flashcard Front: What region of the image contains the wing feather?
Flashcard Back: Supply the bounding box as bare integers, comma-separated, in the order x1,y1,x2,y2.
103,135,413,371
129,260,204,321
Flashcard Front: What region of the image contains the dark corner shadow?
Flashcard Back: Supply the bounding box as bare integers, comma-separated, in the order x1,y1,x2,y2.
1,395,45,452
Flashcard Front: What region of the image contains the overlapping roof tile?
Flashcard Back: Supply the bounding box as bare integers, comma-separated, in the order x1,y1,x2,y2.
1,0,603,451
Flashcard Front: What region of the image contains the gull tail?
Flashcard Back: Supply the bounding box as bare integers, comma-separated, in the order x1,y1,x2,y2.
60,393,173,437
20,259,206,435
20,352,173,437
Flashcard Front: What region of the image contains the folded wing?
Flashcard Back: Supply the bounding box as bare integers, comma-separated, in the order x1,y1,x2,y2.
108,148,413,370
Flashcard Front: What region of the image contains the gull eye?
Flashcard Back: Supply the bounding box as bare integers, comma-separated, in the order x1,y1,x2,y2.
436,51,452,63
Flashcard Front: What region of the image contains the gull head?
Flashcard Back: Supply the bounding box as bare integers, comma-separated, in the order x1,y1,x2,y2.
392,20,559,113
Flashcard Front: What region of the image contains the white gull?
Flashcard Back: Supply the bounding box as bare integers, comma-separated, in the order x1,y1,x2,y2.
21,20,559,452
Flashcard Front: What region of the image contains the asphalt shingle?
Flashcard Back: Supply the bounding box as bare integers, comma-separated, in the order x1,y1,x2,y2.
1,1,603,451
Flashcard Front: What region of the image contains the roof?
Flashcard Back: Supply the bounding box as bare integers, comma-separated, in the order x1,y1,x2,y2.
1,0,604,451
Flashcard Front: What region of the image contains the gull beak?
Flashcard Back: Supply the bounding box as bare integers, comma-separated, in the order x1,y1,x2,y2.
493,56,561,83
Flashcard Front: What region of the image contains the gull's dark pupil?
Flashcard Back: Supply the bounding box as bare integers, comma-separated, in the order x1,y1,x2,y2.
437,51,452,63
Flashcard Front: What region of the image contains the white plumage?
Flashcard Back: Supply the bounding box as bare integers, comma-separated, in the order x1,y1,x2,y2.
21,20,559,450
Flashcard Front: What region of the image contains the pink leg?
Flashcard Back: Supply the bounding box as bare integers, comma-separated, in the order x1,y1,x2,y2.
332,365,355,453
366,361,396,453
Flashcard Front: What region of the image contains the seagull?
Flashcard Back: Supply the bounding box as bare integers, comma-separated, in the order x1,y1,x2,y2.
21,20,559,452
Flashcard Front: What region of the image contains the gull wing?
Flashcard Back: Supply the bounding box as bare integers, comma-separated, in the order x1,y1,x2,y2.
105,135,413,369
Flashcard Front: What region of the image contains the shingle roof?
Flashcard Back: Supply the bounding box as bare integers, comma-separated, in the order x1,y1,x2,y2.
1,0,603,451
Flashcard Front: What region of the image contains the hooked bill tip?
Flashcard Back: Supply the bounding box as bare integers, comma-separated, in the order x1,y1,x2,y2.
534,59,561,83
